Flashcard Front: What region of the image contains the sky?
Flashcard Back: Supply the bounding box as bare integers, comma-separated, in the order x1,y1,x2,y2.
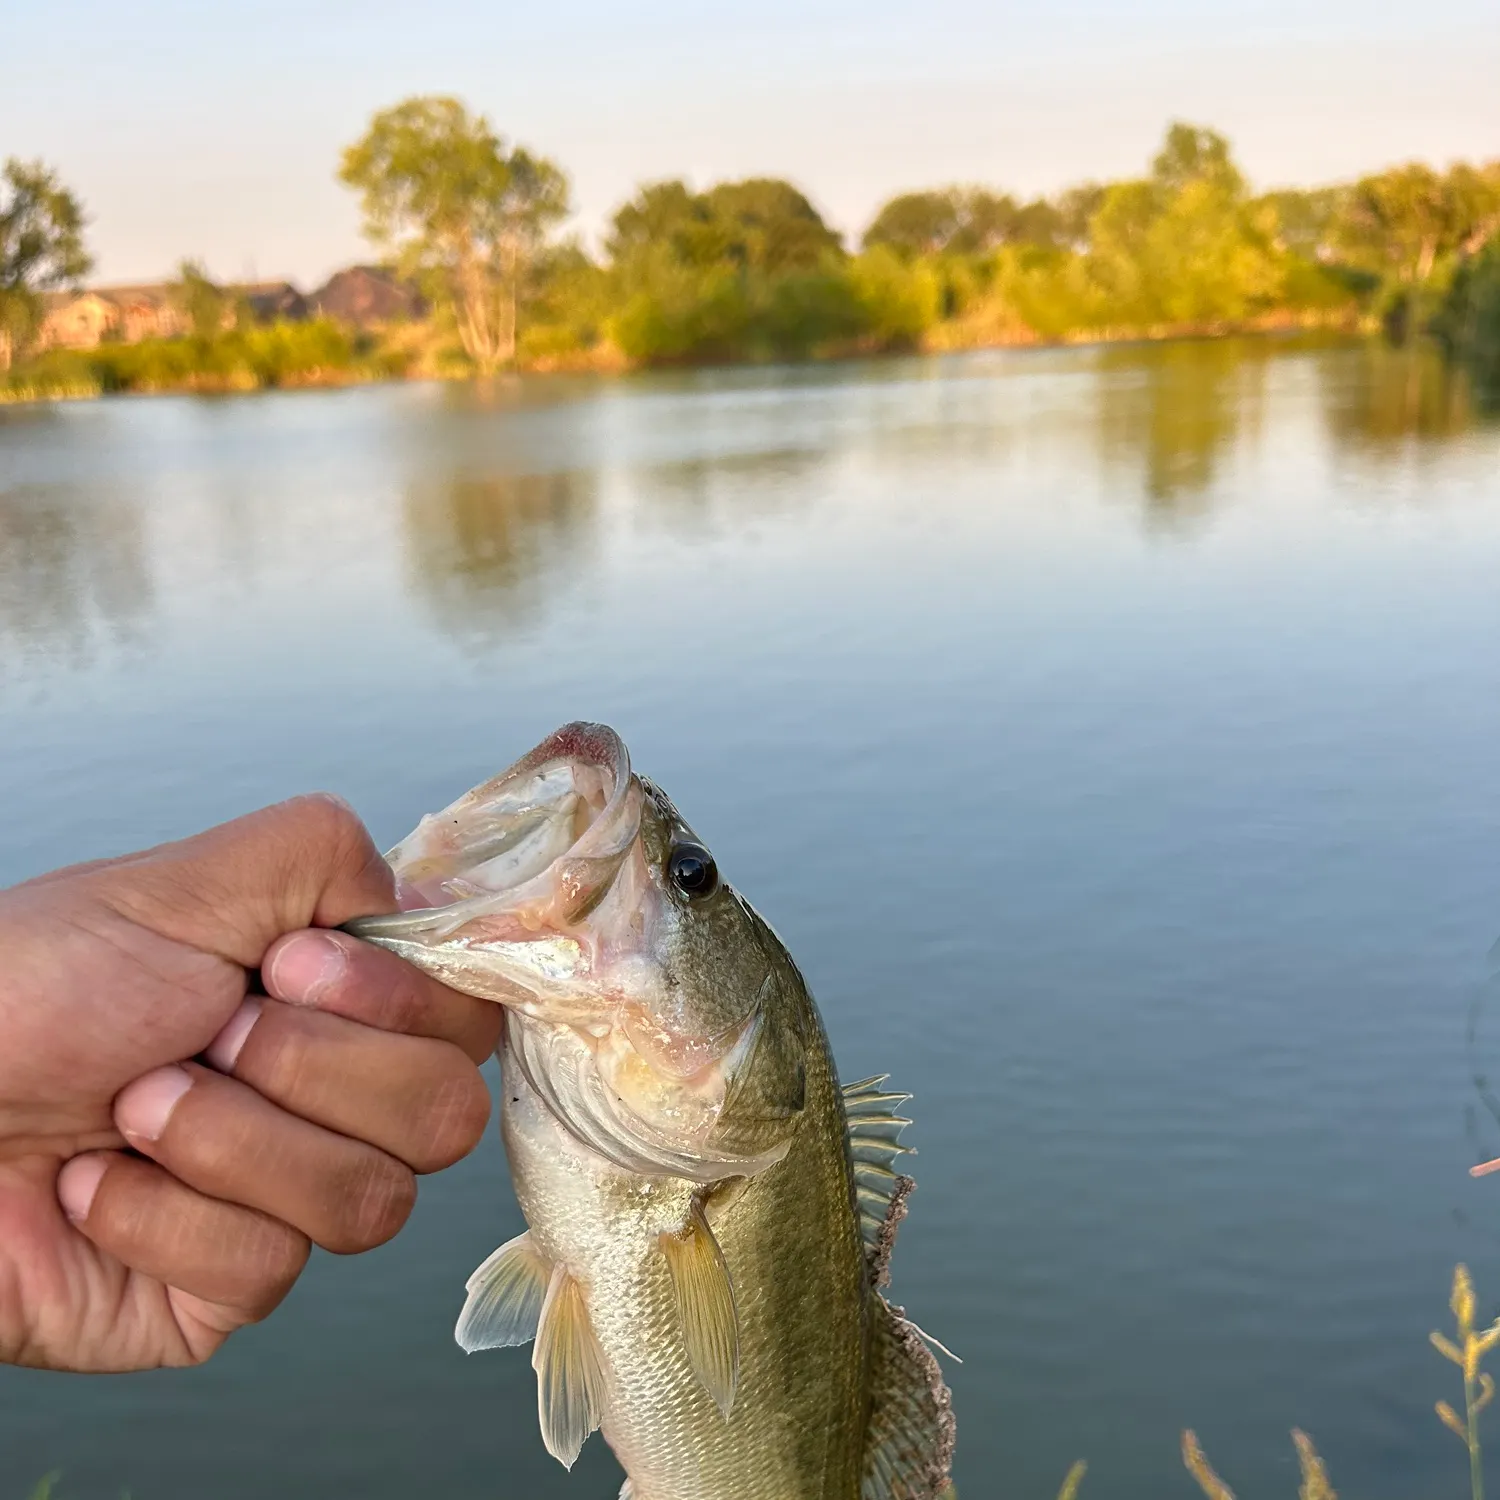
4,0,1499,287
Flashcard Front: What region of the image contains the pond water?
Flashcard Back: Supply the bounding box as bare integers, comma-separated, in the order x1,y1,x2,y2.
1,337,1498,1500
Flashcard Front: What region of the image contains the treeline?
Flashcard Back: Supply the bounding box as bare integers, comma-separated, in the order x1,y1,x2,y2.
3,100,1499,400
519,122,1498,373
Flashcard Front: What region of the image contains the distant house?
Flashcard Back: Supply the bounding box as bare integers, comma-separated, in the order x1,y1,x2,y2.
308,266,425,328
233,281,308,323
37,284,185,351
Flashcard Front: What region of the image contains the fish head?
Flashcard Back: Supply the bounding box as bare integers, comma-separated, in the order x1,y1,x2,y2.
346,722,807,1178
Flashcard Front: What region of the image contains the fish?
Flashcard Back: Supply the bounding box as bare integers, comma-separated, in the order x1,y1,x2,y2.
345,722,954,1500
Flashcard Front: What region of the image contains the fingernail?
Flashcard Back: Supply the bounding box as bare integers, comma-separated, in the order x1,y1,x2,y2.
265,931,348,1006
205,998,263,1072
115,1065,194,1143
58,1154,108,1222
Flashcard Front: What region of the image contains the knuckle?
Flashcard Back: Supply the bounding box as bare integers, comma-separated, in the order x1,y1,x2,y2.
267,791,367,869
333,1155,416,1253
410,1063,492,1173
291,789,361,831
241,1227,311,1320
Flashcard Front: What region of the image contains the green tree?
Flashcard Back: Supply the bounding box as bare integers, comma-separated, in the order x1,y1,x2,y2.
0,159,91,372
1330,162,1500,288
1151,123,1241,196
1260,186,1343,261
700,178,844,272
862,187,1068,257
1450,163,1500,257
1335,163,1461,284
339,96,569,373
607,180,708,265
1433,237,1500,390
1086,123,1285,327
170,260,234,340
604,177,854,362
1327,161,1500,336
1052,184,1106,250
863,190,965,256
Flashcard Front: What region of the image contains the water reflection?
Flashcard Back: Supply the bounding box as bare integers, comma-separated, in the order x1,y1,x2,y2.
637,446,831,535
400,469,597,643
1094,339,1268,525
4,338,1500,1500
0,484,152,673
1321,341,1482,451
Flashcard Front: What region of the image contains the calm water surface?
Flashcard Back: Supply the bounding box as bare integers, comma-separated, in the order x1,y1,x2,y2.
2,339,1498,1499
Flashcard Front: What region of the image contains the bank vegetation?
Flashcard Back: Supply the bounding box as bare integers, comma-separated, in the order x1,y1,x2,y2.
3,106,1499,403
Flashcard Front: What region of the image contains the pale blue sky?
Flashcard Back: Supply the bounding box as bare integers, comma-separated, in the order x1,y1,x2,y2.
5,0,1498,286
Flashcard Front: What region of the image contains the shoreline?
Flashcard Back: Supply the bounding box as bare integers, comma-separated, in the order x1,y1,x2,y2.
0,311,1373,408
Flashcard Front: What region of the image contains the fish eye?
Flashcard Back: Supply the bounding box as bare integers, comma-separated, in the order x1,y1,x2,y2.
668,841,718,899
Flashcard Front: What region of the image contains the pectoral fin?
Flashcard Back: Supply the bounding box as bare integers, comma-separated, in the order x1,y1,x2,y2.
861,1296,956,1500
660,1201,739,1416
533,1266,610,1469
455,1230,551,1353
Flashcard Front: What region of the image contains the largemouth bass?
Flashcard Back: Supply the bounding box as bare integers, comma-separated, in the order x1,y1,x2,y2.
347,723,954,1499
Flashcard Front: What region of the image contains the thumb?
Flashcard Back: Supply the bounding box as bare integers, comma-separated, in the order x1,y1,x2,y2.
80,794,397,970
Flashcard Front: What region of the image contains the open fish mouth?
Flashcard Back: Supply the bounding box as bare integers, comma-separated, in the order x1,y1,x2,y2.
343,722,646,1018
345,722,800,1180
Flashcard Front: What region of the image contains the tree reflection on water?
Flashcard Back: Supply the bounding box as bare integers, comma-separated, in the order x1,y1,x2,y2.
401,468,598,643
1094,337,1270,528
0,483,152,676
635,446,830,534
1320,339,1482,452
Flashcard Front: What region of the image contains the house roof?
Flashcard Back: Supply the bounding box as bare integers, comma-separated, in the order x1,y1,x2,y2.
93,283,179,306
308,264,425,322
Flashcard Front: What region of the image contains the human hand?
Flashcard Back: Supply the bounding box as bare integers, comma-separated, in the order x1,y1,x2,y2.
0,795,502,1372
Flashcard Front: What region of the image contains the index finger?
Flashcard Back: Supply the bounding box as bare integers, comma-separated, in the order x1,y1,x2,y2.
262,928,503,1063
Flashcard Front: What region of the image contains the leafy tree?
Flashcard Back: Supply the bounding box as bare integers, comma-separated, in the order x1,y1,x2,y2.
862,191,965,256
1328,162,1499,291
1086,123,1285,327
862,187,1069,257
1151,123,1242,196
1004,198,1068,251
1335,163,1461,284
1258,187,1343,261
604,177,852,361
1449,163,1500,256
519,242,614,365
170,260,235,340
849,245,941,346
700,178,844,273
339,96,568,372
1433,237,1500,391
1051,185,1106,250
607,180,707,264
0,159,91,371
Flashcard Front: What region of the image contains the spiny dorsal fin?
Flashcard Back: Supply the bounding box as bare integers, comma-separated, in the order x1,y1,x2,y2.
660,1200,739,1416
843,1074,916,1285
861,1295,956,1500
455,1230,551,1353
532,1265,610,1470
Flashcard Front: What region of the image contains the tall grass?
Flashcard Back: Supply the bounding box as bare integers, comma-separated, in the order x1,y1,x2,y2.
1054,1263,1500,1500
